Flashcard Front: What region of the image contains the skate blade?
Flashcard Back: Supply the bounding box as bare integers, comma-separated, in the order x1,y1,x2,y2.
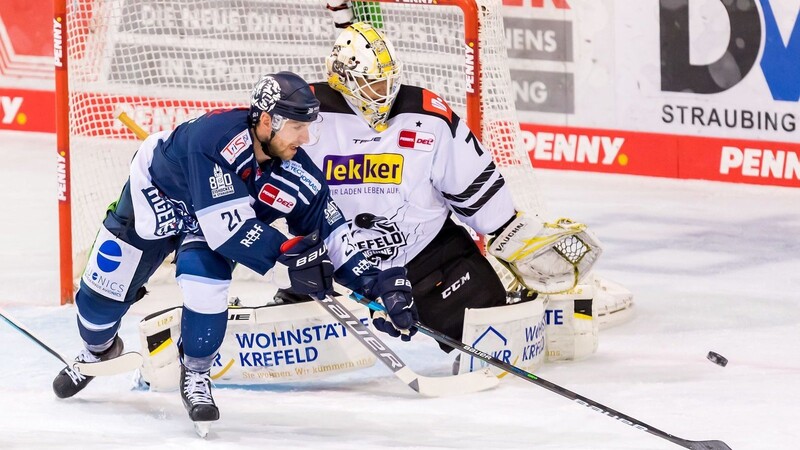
193,421,212,438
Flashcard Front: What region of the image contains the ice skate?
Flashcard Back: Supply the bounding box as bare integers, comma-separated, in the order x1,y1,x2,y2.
180,364,219,437
52,335,123,399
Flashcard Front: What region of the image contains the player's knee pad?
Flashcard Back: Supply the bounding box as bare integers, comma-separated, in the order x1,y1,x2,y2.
543,283,599,362
457,299,547,375
175,239,234,315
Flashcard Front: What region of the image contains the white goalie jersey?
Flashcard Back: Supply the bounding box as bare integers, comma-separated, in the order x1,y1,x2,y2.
304,83,516,269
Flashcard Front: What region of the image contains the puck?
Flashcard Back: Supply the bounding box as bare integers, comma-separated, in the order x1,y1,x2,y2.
707,351,728,367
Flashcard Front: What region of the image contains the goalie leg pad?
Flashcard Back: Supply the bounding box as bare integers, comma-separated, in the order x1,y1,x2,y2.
458,300,547,375
591,274,635,330
543,283,599,362
138,307,183,392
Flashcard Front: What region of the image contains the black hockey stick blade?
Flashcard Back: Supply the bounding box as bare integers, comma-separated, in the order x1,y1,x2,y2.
685,440,732,450
319,294,497,397
350,293,731,450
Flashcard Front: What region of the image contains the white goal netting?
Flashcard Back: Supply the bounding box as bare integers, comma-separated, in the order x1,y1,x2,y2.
61,0,544,289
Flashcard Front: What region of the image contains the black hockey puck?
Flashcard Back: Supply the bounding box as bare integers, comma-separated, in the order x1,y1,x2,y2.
707,351,728,367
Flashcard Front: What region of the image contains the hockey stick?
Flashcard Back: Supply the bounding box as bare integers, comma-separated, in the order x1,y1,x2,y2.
317,294,498,397
0,308,143,377
350,293,731,450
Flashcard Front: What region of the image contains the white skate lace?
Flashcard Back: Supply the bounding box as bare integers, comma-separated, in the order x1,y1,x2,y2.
183,370,213,405
66,349,100,385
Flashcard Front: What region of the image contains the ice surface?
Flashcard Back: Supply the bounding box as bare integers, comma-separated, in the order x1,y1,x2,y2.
0,130,798,449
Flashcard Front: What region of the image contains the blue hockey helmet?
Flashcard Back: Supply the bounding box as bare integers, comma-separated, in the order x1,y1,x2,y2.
249,71,320,129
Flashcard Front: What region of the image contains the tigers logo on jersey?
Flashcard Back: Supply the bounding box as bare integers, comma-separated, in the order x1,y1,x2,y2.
398,130,435,152
258,183,296,213
220,129,252,164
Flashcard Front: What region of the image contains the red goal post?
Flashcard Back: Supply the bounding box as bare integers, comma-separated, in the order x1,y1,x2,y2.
54,0,542,305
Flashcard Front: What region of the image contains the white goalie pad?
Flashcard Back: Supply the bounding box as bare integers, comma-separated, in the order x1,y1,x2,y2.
138,301,376,391
488,215,603,294
458,300,547,376
543,283,599,362
590,273,635,330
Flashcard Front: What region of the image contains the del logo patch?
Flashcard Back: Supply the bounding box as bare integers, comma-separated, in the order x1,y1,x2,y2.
258,183,296,213
398,130,435,152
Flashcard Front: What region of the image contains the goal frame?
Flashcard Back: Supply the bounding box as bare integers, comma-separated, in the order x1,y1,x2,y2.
54,0,489,305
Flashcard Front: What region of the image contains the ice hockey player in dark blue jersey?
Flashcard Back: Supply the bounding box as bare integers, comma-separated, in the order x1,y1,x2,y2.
52,72,418,426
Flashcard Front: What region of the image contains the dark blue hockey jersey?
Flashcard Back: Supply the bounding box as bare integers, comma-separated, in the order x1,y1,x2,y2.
131,108,374,290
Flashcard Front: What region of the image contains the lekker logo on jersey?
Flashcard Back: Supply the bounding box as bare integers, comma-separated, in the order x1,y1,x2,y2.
258,183,296,213
398,130,435,151
323,154,404,185
220,129,252,164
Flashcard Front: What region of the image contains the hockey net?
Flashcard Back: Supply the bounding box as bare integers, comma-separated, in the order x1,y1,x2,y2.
56,0,544,304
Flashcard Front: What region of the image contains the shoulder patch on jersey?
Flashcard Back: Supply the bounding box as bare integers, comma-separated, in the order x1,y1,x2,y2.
220,129,252,164
389,86,460,137
210,164,236,198
421,89,453,122
258,183,297,213
311,83,357,115
397,129,435,152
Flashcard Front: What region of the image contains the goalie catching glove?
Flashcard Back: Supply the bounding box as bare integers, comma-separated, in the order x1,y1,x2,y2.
365,267,419,341
488,214,603,294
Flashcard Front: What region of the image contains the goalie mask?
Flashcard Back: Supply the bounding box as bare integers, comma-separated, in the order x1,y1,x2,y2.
326,22,402,132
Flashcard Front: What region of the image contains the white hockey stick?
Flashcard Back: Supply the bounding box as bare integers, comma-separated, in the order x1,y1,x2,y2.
0,308,142,376
318,294,498,397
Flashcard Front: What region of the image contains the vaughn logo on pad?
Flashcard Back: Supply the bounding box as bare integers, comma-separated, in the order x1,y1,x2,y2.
398,130,435,152
258,183,296,213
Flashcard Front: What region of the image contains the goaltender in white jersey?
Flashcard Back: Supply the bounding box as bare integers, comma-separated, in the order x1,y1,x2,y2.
138,20,631,389
294,21,609,373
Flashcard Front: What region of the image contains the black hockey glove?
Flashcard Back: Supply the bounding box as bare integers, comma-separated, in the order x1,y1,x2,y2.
369,267,419,342
276,231,334,300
